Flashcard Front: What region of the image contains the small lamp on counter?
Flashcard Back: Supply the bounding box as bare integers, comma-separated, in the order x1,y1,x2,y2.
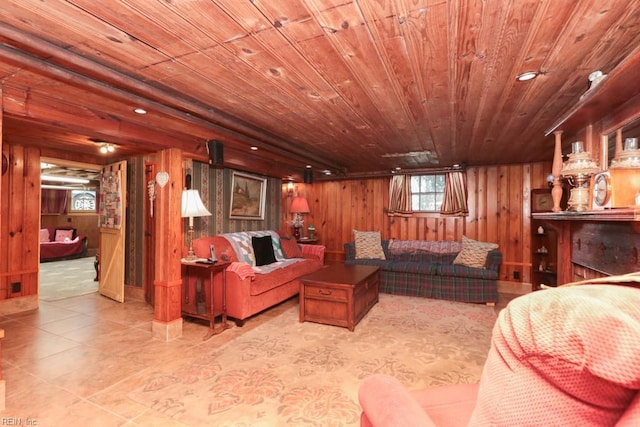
560,141,599,212
289,196,310,240
181,188,212,261
610,138,640,169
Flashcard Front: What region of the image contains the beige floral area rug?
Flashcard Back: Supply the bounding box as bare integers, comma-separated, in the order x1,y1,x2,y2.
129,294,497,426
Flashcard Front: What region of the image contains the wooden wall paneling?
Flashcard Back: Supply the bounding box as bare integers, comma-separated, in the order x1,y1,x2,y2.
497,165,510,251
473,167,488,240
498,165,523,280
22,147,40,295
1,145,40,300
284,161,555,284
7,145,25,299
485,166,499,243
465,167,478,239
8,144,25,297
0,151,6,299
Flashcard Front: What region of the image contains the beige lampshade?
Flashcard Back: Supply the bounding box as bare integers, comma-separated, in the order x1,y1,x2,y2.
290,196,310,214
181,189,212,218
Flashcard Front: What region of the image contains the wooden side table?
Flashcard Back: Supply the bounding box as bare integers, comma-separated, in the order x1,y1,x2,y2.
181,261,230,340
297,237,318,244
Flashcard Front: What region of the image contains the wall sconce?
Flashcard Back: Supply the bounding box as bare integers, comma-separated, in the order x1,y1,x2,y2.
286,181,295,197
99,143,116,154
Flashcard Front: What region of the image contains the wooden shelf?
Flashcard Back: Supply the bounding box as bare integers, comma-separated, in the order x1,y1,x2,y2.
545,45,640,136
533,209,640,222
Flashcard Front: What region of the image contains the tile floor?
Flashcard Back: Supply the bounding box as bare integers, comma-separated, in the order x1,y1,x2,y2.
0,290,521,426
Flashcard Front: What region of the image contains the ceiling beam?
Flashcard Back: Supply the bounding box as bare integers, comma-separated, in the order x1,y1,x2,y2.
0,21,345,173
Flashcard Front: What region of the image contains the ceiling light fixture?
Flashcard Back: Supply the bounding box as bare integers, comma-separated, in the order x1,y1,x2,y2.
516,71,539,81
133,107,147,114
42,184,90,190
250,146,258,151
100,143,116,154
41,174,90,184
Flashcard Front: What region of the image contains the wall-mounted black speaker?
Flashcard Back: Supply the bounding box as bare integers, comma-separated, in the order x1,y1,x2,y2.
207,140,224,167
304,168,313,184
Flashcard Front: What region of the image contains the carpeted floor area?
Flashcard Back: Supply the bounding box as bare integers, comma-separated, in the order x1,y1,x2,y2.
39,256,97,301
128,294,497,426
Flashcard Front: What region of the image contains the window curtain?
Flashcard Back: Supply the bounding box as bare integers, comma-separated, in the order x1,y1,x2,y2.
41,189,68,214
441,171,468,216
388,175,412,216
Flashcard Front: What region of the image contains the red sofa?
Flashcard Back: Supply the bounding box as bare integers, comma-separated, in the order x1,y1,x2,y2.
190,230,325,324
39,226,88,262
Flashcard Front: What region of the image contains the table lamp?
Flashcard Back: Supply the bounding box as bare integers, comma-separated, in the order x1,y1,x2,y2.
289,196,310,239
181,188,212,260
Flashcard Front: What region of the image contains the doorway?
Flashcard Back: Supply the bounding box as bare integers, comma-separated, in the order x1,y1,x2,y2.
39,157,101,301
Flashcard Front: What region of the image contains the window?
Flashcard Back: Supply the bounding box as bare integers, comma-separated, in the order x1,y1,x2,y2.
411,174,445,212
70,190,97,212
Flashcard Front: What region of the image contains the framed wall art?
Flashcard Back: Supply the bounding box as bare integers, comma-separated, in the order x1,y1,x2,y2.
229,171,267,220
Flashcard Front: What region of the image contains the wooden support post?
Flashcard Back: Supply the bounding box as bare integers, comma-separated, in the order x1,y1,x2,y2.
552,130,564,212
151,148,184,341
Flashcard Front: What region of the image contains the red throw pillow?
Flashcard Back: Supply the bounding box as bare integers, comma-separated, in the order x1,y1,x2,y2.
280,237,303,258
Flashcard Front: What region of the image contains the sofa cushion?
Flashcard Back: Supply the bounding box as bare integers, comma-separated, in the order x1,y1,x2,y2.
354,230,386,260
39,228,51,243
280,236,303,258
252,235,277,266
453,236,498,268
437,263,498,280
54,228,75,242
383,260,438,275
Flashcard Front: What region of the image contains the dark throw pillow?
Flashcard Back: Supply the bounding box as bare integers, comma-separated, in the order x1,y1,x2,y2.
252,235,277,266
280,237,303,258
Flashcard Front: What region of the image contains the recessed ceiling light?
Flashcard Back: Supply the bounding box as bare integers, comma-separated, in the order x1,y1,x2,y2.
133,107,147,114
250,146,258,151
516,71,538,81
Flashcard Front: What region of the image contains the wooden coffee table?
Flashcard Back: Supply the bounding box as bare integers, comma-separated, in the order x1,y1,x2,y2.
299,264,379,331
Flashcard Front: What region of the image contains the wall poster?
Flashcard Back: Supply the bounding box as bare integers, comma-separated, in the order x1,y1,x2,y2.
99,168,123,228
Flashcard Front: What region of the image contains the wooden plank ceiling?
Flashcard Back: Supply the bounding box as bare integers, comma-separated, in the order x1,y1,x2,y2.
0,0,639,181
